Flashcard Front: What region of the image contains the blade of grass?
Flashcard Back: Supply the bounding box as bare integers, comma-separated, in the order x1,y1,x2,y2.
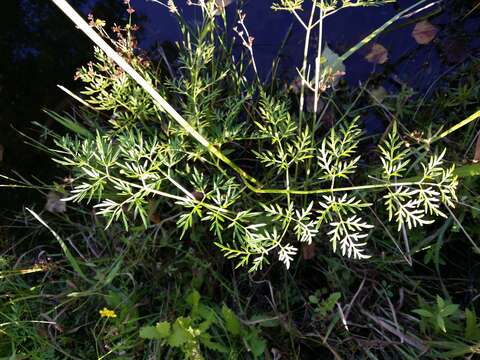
27,208,92,283
432,109,480,142
57,84,98,111
0,267,46,279
43,109,93,139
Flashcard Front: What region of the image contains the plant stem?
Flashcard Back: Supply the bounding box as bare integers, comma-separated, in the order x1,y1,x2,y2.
298,0,318,131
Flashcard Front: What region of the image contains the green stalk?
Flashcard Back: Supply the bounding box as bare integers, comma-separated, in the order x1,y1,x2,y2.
298,0,318,130
432,109,480,142
248,180,448,196
27,208,91,283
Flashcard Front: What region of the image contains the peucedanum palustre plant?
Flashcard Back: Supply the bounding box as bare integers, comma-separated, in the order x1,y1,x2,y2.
48,0,458,272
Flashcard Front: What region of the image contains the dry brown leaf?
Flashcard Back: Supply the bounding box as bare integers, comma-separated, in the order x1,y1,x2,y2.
365,43,388,64
474,133,480,162
303,243,316,260
412,20,438,45
45,191,67,213
0,144,4,162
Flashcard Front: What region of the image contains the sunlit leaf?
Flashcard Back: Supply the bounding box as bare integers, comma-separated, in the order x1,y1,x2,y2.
221,305,241,336
441,304,459,317
437,315,446,333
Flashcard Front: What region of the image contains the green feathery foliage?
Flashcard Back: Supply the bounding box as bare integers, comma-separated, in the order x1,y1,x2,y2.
48,0,458,272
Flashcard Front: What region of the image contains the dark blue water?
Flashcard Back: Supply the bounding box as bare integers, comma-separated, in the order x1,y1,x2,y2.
121,0,478,91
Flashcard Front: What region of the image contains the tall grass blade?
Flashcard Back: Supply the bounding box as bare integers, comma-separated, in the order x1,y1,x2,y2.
27,208,91,283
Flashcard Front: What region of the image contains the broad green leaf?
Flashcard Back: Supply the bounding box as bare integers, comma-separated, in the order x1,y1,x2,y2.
453,164,480,178
140,326,162,340
198,308,215,333
198,304,214,321
436,295,445,309
186,290,201,313
437,315,446,333
168,318,191,347
413,309,433,318
221,305,241,336
245,331,267,358
465,309,480,340
320,292,342,314
156,321,171,338
106,290,123,308
199,333,228,353
441,304,459,317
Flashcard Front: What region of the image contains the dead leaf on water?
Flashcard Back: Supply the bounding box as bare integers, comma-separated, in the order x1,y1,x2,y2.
45,191,67,213
412,20,438,45
365,43,388,64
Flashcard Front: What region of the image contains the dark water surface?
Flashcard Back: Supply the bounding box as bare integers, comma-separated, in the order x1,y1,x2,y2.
130,0,478,90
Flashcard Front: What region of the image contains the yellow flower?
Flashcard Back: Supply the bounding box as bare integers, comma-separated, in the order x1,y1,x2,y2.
99,307,117,319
